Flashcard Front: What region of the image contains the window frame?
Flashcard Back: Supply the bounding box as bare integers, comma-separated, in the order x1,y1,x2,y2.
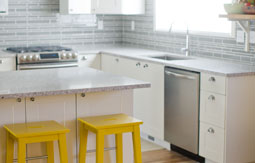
152,0,236,38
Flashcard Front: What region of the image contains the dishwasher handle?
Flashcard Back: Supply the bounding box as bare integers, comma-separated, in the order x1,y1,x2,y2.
165,70,196,80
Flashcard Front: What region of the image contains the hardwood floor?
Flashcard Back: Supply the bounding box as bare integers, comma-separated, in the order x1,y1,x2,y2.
142,149,197,163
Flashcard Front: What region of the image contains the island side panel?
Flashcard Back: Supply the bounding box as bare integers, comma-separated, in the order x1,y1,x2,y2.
0,98,26,163
77,90,134,163
25,94,76,163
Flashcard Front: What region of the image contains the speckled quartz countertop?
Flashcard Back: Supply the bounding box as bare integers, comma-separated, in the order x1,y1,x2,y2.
0,67,150,99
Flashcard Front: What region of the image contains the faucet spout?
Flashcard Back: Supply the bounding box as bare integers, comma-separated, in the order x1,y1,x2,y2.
181,28,190,56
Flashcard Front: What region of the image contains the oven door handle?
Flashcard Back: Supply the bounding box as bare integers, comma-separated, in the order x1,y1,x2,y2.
18,63,78,70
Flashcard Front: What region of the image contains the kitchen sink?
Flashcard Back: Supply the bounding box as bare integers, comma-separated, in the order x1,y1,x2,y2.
149,55,192,61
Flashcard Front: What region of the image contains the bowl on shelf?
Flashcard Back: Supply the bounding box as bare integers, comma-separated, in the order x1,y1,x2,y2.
224,3,244,14
243,6,255,14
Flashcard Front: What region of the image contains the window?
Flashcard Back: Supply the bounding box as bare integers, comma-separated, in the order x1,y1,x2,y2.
155,0,232,35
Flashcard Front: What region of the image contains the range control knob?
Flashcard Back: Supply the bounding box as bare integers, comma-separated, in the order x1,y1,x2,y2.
61,53,66,59
72,53,78,59
26,55,33,62
32,55,39,61
20,55,27,62
66,53,72,59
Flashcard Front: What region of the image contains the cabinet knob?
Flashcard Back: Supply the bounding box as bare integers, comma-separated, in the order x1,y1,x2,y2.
30,97,35,102
208,95,215,101
208,77,216,82
136,62,141,67
143,64,149,68
0,60,3,64
208,128,215,134
81,93,86,97
82,56,87,61
17,98,22,103
115,58,119,62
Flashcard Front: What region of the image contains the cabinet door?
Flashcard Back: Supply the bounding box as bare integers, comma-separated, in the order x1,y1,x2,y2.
0,58,16,71
60,0,91,14
101,55,121,75
77,91,134,163
199,122,225,163
25,95,76,163
92,0,121,14
0,98,25,163
79,54,101,70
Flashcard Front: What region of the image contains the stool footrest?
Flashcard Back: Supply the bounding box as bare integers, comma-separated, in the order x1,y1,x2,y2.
13,155,48,162
87,147,116,153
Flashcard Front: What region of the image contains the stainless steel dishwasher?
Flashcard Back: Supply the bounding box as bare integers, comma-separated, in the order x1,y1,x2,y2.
164,67,200,154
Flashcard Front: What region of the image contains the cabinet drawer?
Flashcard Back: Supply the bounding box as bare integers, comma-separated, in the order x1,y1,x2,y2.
199,122,225,163
0,57,16,71
200,91,226,128
201,73,226,95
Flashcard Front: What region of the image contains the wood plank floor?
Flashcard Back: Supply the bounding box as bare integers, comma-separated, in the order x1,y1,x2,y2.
142,149,197,163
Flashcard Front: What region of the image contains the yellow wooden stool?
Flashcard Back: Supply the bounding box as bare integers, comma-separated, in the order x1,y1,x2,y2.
4,121,70,163
78,113,143,163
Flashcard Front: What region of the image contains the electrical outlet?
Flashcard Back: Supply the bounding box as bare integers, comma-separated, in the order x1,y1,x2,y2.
250,31,255,44
131,21,135,31
98,20,104,30
236,31,245,43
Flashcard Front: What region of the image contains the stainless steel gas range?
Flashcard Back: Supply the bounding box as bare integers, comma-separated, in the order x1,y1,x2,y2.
6,46,79,70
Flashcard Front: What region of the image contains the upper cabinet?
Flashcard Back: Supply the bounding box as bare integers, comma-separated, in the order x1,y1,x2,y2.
60,0,145,15
0,0,8,15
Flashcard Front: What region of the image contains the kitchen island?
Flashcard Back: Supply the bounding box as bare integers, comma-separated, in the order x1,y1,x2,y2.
0,67,150,163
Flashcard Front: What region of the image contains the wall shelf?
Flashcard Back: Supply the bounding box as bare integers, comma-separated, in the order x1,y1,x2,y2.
220,14,255,52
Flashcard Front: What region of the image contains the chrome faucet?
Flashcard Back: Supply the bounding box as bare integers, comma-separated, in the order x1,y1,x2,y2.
181,28,190,56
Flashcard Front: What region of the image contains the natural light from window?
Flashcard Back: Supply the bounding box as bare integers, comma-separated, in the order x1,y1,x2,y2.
155,0,232,34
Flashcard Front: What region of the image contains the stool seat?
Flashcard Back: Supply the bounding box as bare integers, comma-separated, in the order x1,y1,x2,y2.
78,114,143,130
4,121,69,138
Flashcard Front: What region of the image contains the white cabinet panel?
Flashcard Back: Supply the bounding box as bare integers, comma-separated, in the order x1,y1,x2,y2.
201,73,226,95
200,91,226,128
77,91,134,163
60,0,91,14
0,58,16,71
78,54,101,70
0,98,25,163
199,122,225,163
25,95,76,163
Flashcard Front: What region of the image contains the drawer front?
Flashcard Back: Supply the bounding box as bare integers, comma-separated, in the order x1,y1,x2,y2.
201,73,226,95
199,122,225,163
0,58,16,71
200,91,226,128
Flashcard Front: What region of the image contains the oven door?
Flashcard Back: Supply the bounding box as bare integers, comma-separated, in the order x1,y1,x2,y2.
17,62,78,70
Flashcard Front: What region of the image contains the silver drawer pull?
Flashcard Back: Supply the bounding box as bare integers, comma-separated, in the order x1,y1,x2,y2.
143,64,149,68
82,56,87,61
0,60,3,64
81,93,86,97
30,97,35,102
136,62,141,67
208,128,215,134
208,95,215,101
209,77,216,82
115,58,119,62
17,98,22,103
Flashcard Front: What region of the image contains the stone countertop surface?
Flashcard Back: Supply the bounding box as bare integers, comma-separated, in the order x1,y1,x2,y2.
76,45,255,77
0,67,150,99
2,45,255,77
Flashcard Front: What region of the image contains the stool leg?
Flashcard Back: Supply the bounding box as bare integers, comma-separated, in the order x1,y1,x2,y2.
58,134,68,163
96,132,104,163
17,140,26,163
132,125,142,163
79,124,88,163
115,134,123,163
6,132,14,163
46,141,54,163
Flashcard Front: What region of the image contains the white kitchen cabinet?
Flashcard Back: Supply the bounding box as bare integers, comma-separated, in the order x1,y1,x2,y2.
78,54,101,70
25,95,76,163
0,98,25,163
60,0,92,14
76,90,134,163
60,0,144,15
101,55,164,140
0,57,16,71
0,0,8,15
